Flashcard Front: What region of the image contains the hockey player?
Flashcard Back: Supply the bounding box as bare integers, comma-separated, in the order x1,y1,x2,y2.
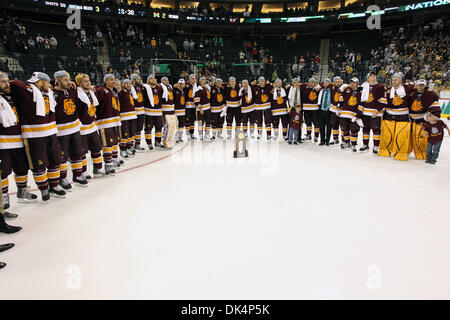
143,74,164,149
53,70,87,189
10,72,65,200
0,72,37,215
329,76,344,145
379,73,413,161
194,77,213,141
184,74,198,140
239,80,255,137
409,79,441,160
130,74,145,151
210,78,226,139
359,72,387,154
173,79,187,143
74,73,105,178
160,76,175,116
118,79,137,158
225,76,242,139
253,77,273,139
339,77,363,152
271,79,289,140
301,78,320,142
287,77,302,143
95,74,122,175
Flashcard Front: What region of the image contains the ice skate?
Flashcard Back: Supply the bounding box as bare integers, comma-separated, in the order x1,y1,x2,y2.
2,193,9,210
134,144,145,152
340,142,351,149
49,185,66,198
120,149,128,158
329,139,339,145
93,168,106,178
82,172,92,180
59,178,72,191
351,145,357,152
126,149,134,157
17,187,38,203
359,145,370,152
105,163,116,176
73,175,88,187
41,189,50,201
2,211,18,219
304,135,312,141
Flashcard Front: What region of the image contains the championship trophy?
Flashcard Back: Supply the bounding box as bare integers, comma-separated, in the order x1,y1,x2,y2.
163,114,179,149
233,130,248,158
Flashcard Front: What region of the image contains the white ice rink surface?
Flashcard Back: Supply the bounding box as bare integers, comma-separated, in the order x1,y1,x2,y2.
1,128,450,299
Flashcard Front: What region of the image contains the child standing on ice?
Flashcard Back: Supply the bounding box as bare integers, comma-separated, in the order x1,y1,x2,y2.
288,105,303,144
423,112,450,164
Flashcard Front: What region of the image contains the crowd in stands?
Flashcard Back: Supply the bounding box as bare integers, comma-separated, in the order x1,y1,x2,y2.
328,17,449,92
1,6,448,92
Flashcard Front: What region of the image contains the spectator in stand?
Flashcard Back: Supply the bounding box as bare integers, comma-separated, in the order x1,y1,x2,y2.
27,36,35,48
49,35,57,50
1,36,10,52
239,50,245,62
151,37,157,50
36,34,43,48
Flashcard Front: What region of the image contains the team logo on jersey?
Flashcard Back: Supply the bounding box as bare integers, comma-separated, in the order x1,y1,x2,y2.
88,103,96,117
64,98,76,115
153,95,159,106
180,96,185,106
168,91,174,100
217,93,223,103
230,89,237,98
411,99,422,111
188,89,193,98
207,91,211,100
277,96,284,104
43,95,51,115
137,91,143,103
348,95,357,106
309,91,317,101
367,93,374,103
112,97,120,111
431,127,439,135
261,94,268,103
129,94,135,106
392,95,403,106
334,92,341,102
246,95,252,104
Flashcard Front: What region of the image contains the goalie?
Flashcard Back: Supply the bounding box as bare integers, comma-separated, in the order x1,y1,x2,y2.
378,73,413,161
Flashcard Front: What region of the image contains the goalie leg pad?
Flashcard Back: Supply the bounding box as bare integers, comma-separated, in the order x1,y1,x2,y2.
378,120,395,157
392,121,411,161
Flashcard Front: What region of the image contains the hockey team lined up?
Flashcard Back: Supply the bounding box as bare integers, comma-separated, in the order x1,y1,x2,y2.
0,70,446,216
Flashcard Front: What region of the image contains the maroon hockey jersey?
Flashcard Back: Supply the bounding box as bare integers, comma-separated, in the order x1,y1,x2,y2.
0,93,22,149
54,87,80,136
94,85,121,129
10,80,57,138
